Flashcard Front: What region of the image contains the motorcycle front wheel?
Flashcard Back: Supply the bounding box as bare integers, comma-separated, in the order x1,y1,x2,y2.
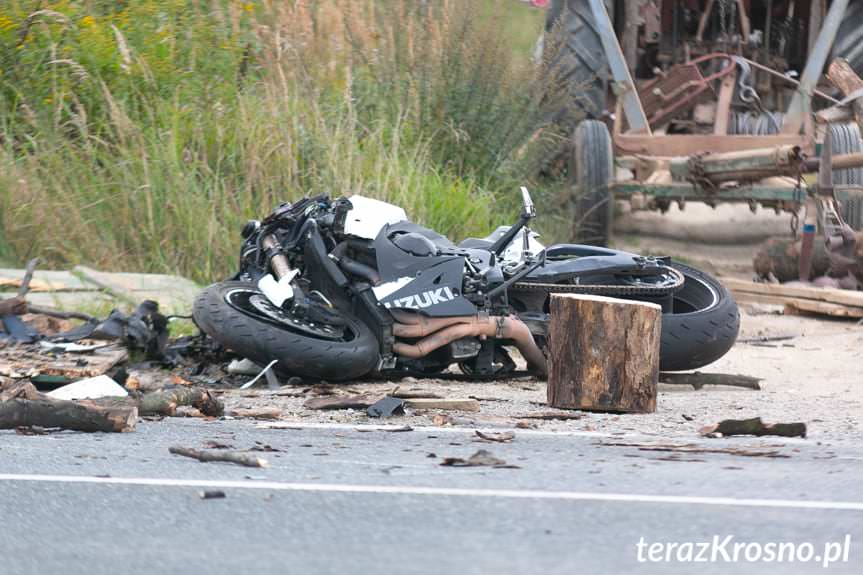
193,280,380,381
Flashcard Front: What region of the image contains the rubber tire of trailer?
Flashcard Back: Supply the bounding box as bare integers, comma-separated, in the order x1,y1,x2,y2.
193,280,380,381
571,119,613,246
660,262,740,372
542,0,609,128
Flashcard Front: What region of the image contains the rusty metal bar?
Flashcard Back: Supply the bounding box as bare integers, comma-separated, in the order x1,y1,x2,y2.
782,0,850,134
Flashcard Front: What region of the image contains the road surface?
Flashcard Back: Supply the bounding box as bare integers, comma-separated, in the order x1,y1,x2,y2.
1,419,861,574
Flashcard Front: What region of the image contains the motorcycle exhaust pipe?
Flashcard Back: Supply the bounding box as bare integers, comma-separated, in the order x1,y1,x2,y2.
390,310,472,337
262,234,292,280
392,314,547,375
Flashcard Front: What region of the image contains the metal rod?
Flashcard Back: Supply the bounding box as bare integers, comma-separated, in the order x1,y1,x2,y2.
781,0,850,134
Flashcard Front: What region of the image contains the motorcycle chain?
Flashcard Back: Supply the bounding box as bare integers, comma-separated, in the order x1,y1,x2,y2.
510,267,685,298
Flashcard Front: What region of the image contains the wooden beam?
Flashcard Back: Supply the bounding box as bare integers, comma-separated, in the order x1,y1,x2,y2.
722,277,863,308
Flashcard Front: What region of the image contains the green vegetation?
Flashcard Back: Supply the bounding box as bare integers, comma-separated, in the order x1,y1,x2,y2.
0,1,560,284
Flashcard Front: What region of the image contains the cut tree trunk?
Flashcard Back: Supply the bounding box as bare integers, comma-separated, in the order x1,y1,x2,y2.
547,294,661,413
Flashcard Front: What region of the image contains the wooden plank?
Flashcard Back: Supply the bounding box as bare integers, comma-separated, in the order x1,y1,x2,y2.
614,134,814,157
784,300,863,319
0,347,128,379
403,398,481,412
722,278,863,308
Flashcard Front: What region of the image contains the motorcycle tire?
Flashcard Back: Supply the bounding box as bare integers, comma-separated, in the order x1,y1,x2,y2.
193,280,380,381
660,262,740,372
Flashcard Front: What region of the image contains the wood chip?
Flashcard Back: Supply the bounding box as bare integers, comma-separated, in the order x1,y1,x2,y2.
440,449,520,468
303,394,382,410
475,430,515,443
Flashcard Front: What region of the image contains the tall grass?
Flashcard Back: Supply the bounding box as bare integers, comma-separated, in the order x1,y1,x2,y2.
0,1,554,284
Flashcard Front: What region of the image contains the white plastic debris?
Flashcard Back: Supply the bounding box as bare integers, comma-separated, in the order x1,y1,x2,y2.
258,271,299,308
227,358,263,376
39,341,111,353
240,359,279,390
47,375,128,400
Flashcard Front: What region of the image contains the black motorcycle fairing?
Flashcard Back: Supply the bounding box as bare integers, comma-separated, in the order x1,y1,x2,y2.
374,222,462,281
544,244,641,259
523,254,668,284
373,257,477,316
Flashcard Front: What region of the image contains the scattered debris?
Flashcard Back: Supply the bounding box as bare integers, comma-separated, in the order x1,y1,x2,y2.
431,414,454,426
227,407,282,420
0,345,129,381
659,372,762,391
366,396,405,418
199,490,227,500
440,449,520,468
203,440,235,449
46,375,128,401
227,358,261,376
139,387,224,417
468,395,509,403
403,398,480,412
475,430,515,443
737,334,798,344
168,446,269,468
240,359,279,390
389,387,442,400
303,394,381,411
600,441,789,458
517,412,583,421
699,417,807,438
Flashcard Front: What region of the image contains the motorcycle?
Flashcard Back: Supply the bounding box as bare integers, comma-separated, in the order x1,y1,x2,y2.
193,188,739,381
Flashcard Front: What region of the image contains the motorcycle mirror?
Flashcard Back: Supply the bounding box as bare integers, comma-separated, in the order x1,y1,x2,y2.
520,186,536,218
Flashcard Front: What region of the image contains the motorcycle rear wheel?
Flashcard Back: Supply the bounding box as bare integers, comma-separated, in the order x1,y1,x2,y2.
659,262,740,371
193,280,380,381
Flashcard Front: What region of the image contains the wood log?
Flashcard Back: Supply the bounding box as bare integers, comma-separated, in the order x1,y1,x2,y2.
168,446,269,468
700,417,806,438
547,294,660,413
659,372,762,390
827,58,863,126
0,381,136,432
138,387,224,417
0,296,27,316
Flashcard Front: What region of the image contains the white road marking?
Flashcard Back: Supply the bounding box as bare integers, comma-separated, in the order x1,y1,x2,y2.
1,473,862,511
254,421,616,438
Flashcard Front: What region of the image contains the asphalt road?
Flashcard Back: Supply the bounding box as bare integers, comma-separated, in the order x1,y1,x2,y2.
1,419,862,575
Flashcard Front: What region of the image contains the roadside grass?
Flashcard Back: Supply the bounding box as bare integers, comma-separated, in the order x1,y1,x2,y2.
0,1,560,284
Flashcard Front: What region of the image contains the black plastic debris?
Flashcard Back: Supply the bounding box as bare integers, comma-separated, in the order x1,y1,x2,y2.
0,314,39,343
199,490,227,500
53,300,169,360
366,396,405,418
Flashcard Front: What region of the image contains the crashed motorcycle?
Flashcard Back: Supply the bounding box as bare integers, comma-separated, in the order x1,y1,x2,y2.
193,188,739,381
